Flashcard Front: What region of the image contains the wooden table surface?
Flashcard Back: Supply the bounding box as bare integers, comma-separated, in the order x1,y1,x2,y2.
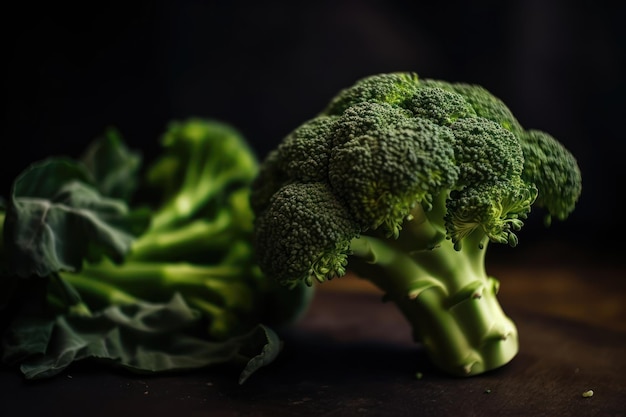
1,242,624,417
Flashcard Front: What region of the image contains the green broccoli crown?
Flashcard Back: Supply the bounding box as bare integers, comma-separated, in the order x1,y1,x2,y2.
251,72,582,285
250,72,583,379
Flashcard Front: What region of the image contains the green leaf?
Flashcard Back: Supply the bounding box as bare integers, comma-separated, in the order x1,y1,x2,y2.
1,316,55,365
1,294,282,383
11,157,93,198
236,324,282,384
80,127,142,201
4,158,150,277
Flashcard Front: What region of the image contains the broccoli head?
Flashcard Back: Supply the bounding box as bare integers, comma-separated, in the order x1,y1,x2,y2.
251,72,582,377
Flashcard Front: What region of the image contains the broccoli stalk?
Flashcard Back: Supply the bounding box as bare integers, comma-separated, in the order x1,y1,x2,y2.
349,225,517,376
60,257,261,340
127,187,256,263
251,72,582,377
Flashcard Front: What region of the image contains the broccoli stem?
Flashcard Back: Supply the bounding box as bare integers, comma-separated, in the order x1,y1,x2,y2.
127,211,238,262
60,259,260,340
59,272,141,307
147,168,241,233
148,189,213,232
348,228,518,376
62,260,256,309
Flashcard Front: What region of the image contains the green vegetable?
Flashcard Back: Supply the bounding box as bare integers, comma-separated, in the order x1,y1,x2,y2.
251,72,582,377
0,119,313,384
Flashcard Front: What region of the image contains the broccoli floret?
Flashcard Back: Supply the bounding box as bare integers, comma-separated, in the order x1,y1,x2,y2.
445,178,538,249
420,79,525,135
324,72,420,115
450,117,524,185
404,86,477,126
328,102,458,236
276,115,338,183
251,72,582,377
253,182,360,287
520,129,582,225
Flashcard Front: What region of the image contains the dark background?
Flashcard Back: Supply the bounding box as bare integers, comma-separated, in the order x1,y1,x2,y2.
2,0,624,263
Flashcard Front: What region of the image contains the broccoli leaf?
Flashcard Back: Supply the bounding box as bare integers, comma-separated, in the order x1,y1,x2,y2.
79,127,143,201
1,293,282,383
3,158,150,277
236,323,282,384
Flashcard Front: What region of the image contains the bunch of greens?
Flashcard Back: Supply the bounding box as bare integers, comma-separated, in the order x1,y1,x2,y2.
0,118,313,384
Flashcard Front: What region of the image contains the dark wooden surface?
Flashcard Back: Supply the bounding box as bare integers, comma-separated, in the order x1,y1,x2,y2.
1,244,624,417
